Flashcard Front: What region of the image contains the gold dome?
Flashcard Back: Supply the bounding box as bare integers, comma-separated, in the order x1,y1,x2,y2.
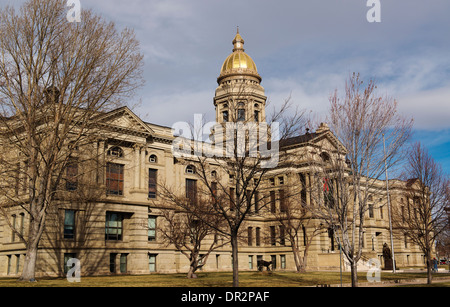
218,29,261,84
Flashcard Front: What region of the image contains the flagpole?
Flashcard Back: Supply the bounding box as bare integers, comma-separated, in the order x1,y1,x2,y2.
383,134,396,273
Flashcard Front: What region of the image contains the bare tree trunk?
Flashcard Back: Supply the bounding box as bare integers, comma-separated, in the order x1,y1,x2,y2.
19,244,38,281
351,261,358,287
231,232,239,287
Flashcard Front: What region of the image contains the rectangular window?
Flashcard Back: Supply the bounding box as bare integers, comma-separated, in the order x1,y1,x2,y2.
64,253,77,274
299,173,307,204
15,255,20,274
148,169,157,199
270,226,276,246
229,188,235,211
279,225,285,246
247,227,253,246
222,111,229,122
270,191,276,213
149,254,157,272
186,179,197,204
254,191,260,213
279,189,286,212
248,255,253,269
369,204,374,218
120,254,127,273
110,253,117,273
148,216,156,241
65,161,78,191
11,215,16,242
7,255,12,275
271,255,277,270
237,109,245,121
106,163,124,196
256,227,261,246
105,212,123,241
280,255,286,269
64,210,76,239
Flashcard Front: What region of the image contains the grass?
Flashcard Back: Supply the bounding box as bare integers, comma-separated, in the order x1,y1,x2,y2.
1,270,449,287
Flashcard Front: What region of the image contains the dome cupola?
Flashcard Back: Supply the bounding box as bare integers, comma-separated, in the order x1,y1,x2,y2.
217,28,261,85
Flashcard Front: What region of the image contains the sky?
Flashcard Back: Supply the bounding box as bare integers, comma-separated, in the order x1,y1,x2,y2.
1,0,450,175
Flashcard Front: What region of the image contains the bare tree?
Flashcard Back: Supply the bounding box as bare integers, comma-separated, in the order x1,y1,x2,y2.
171,80,308,286
0,0,143,281
157,184,228,279
306,73,413,287
392,142,449,284
273,195,325,272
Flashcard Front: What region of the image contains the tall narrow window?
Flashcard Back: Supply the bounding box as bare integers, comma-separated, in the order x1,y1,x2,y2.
110,253,117,273
222,111,229,122
7,255,12,275
299,173,307,205
229,188,235,211
149,254,157,272
120,254,127,273
369,204,374,218
19,213,24,237
64,210,76,239
280,255,286,269
254,191,260,213
237,109,245,121
254,110,260,122
270,226,276,246
279,225,285,245
270,191,276,213
148,169,157,199
105,212,123,241
11,215,16,242
186,179,197,204
279,190,286,212
248,227,253,246
256,227,261,246
106,163,124,195
148,216,156,241
64,253,77,274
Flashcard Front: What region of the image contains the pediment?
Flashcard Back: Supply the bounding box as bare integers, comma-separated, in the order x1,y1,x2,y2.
94,106,154,137
311,131,347,154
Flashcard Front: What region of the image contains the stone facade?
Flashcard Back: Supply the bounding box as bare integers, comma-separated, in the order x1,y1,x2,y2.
0,31,428,278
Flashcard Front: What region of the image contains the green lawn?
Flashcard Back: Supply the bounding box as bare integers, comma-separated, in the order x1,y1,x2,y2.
1,271,449,287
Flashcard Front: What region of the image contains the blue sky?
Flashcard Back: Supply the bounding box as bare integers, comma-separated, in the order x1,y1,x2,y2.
2,0,450,175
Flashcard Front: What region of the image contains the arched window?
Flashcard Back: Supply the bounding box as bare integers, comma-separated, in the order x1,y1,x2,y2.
149,154,157,163
107,146,123,158
186,165,196,174
320,152,330,162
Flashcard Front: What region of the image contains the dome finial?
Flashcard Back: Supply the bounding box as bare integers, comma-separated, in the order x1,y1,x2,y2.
232,27,244,52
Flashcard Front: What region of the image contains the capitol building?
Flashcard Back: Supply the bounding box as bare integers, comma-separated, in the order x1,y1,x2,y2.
0,30,427,277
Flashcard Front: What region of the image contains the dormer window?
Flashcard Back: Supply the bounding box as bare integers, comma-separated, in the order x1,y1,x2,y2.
107,146,124,158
